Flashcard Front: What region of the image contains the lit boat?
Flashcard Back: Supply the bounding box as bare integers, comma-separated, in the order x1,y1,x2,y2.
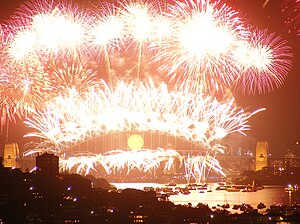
215,186,226,190
241,186,257,192
165,183,177,187
226,186,240,192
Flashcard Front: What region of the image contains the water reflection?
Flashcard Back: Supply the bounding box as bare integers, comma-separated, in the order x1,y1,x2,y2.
113,183,300,213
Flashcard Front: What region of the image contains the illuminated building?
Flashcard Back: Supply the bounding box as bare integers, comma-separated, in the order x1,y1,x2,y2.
3,143,19,168
255,141,269,171
129,211,148,223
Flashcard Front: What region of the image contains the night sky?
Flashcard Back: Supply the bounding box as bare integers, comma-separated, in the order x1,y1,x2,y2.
0,0,299,156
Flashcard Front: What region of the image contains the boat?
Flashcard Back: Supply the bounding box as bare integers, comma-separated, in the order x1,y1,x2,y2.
162,187,173,193
242,188,257,192
256,185,264,190
222,203,230,209
232,204,239,210
241,186,257,192
226,186,240,192
239,203,253,212
217,203,230,209
165,183,176,187
197,185,208,190
187,185,197,190
215,186,226,190
187,183,204,187
257,202,266,209
143,186,154,192
284,184,298,192
180,188,191,195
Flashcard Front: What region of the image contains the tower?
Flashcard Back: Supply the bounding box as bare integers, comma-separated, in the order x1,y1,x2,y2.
255,140,268,171
3,143,19,168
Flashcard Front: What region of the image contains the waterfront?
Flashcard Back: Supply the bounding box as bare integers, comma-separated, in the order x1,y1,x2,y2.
113,183,300,213
1,167,300,224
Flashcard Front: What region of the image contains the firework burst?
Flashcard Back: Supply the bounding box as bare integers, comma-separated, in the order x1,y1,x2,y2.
87,2,125,55
0,0,294,182
155,0,249,92
231,28,293,95
7,0,89,61
23,79,262,153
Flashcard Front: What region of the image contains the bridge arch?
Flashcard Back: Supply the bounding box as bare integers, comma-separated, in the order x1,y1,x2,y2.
65,130,207,155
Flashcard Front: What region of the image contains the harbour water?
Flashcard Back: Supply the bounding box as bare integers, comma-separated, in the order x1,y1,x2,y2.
113,183,300,214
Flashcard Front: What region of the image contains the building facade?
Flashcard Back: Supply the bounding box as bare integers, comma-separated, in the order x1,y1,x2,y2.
255,141,269,171
36,153,59,176
3,143,19,168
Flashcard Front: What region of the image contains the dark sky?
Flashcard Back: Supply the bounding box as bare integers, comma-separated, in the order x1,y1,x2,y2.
0,0,299,156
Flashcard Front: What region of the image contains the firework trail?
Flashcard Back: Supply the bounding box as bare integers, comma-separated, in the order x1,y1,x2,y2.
0,0,294,181
184,153,225,183
22,79,263,180
280,0,300,38
119,0,166,79
58,148,181,176
86,1,126,82
23,79,261,149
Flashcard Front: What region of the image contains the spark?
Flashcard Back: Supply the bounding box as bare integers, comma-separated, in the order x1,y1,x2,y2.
31,8,86,56
0,0,293,182
155,0,249,92
87,2,125,54
232,28,293,95
58,148,224,183
184,153,225,183
120,1,157,45
24,79,261,152
280,0,300,37
8,0,88,60
8,28,37,60
263,0,271,8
